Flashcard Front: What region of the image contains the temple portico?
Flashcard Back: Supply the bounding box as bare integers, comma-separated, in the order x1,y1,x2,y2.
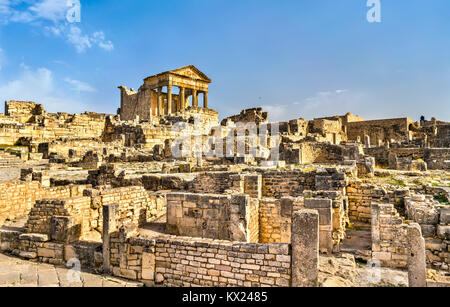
118,65,211,121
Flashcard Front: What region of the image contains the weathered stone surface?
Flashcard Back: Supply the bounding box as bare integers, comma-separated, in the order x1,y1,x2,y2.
291,209,319,287
407,223,426,287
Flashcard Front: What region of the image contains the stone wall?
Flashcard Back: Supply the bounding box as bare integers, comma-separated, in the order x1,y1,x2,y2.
22,185,164,239
258,198,297,244
405,194,450,271
371,203,409,268
0,112,108,146
0,230,102,268
364,147,450,171
90,186,165,232
346,117,412,146
4,101,44,123
25,197,91,239
261,169,347,199
188,172,239,194
0,181,87,225
166,193,258,243
346,180,409,224
108,229,291,287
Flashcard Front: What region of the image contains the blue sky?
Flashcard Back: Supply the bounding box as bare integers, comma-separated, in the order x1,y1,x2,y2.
0,0,449,121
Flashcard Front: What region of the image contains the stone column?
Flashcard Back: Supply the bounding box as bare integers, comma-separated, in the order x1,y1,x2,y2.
157,87,162,116
167,84,172,114
407,223,427,287
103,203,118,274
192,89,198,108
291,209,319,287
203,92,208,108
180,87,185,112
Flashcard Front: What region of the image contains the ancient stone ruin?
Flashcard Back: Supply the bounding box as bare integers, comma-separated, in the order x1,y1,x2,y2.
0,65,449,287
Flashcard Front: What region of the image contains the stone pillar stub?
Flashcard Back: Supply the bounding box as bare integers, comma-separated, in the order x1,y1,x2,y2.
407,223,427,287
291,209,319,287
371,203,381,252
304,198,333,253
103,203,119,274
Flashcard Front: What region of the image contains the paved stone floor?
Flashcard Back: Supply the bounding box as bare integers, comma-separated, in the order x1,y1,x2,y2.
0,253,143,287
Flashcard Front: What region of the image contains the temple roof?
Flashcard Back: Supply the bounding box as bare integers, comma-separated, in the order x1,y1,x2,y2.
144,65,212,83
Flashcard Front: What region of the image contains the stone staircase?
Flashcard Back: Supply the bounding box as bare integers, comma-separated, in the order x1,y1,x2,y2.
0,151,23,168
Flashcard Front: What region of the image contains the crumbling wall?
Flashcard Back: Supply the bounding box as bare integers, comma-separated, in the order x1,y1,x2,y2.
261,169,347,199
405,194,450,271
371,203,409,268
221,108,268,125
25,197,91,238
166,193,257,242
0,181,87,225
346,180,409,224
0,230,102,267
4,101,44,123
347,117,412,146
188,172,239,194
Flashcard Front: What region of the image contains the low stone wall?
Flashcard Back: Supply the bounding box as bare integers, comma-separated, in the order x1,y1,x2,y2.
108,229,291,287
22,185,165,240
0,230,102,268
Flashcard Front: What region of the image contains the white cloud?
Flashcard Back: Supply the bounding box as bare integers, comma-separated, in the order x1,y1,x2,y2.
0,64,89,113
29,0,68,22
64,77,96,92
0,1,114,53
67,25,91,52
92,31,114,51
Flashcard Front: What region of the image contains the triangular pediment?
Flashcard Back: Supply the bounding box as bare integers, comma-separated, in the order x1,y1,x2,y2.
169,65,211,83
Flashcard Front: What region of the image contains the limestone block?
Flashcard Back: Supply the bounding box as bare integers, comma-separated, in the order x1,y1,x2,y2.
291,209,319,287
437,225,450,240
407,223,426,287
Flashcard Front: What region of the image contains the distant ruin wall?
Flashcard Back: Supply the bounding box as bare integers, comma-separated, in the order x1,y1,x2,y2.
347,117,412,145
365,147,450,171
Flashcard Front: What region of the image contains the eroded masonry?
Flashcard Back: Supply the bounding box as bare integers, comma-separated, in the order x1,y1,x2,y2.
0,65,449,287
